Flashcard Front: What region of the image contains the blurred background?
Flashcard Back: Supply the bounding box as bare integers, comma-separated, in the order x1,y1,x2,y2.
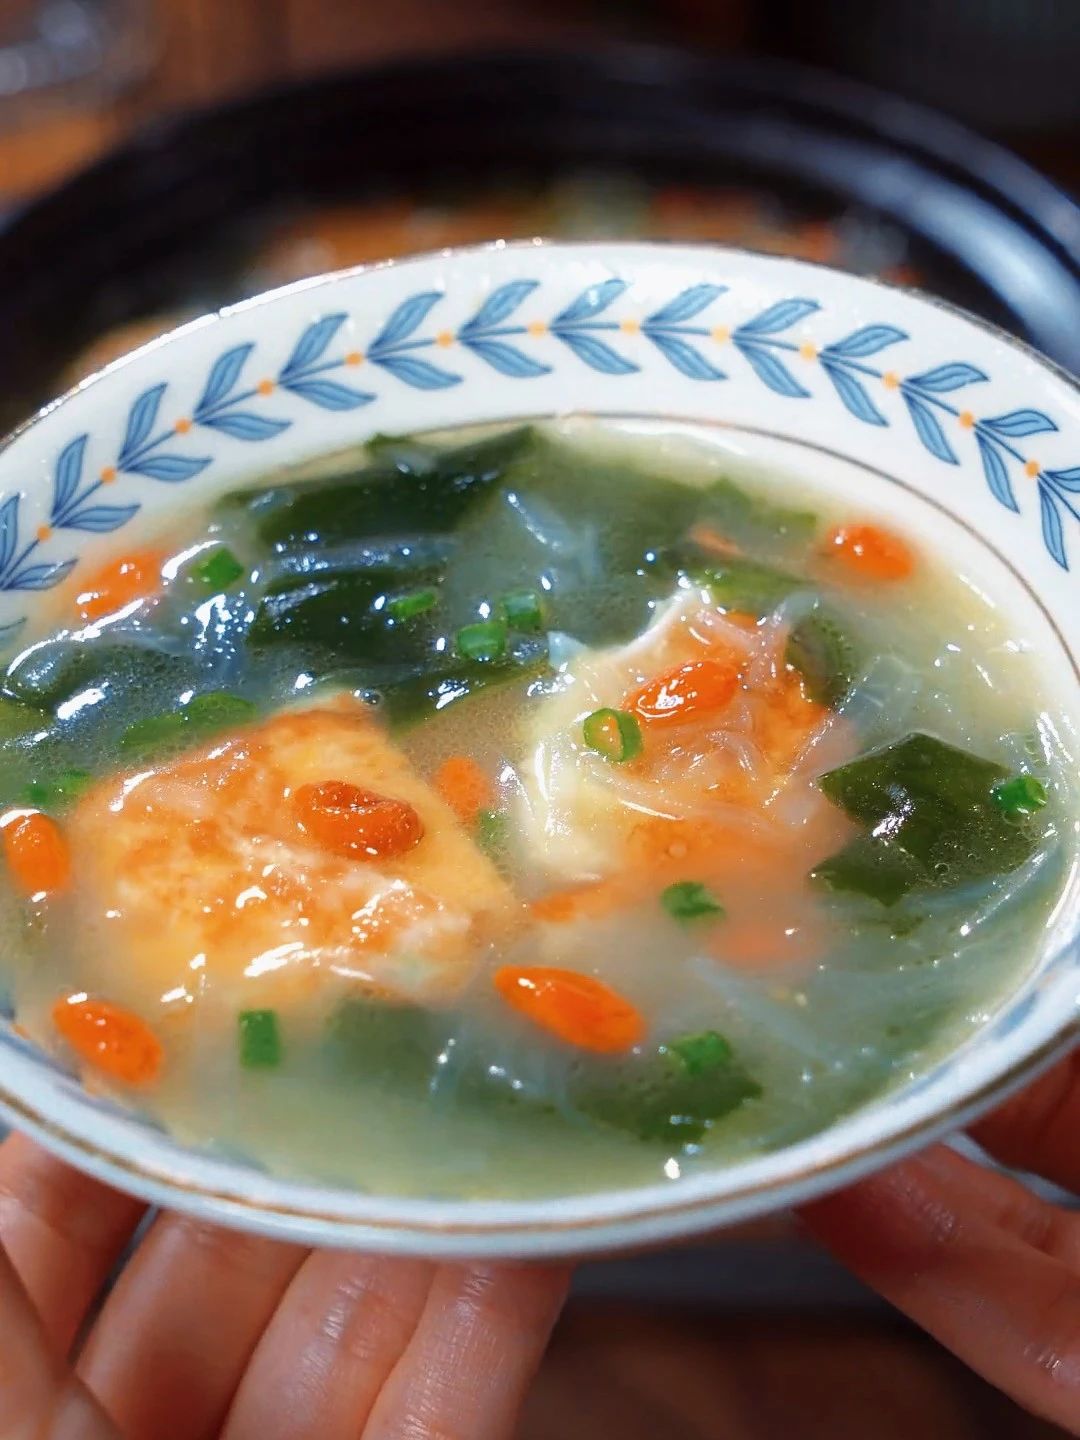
0,2,1077,1435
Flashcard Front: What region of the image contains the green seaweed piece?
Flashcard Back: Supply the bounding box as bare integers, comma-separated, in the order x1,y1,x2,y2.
328,1000,452,1088
437,433,704,646
249,569,441,667
785,610,857,708
226,427,539,549
574,1031,761,1144
812,732,1045,905
328,1000,759,1146
680,553,811,617
381,636,549,730
697,476,817,546
3,641,195,712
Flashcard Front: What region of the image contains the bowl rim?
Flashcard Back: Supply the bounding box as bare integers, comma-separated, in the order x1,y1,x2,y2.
0,238,1077,1255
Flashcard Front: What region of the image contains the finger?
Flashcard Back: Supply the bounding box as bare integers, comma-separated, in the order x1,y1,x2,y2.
0,1135,145,1353
77,1212,306,1440
0,1240,119,1440
363,1263,571,1440
970,1050,1080,1194
898,1144,1080,1269
803,1146,1080,1430
222,1252,434,1439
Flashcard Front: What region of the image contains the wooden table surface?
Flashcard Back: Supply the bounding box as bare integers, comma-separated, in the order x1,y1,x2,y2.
0,3,1072,1435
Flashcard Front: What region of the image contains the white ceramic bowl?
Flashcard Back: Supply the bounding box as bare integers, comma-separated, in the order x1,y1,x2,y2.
0,243,1077,1257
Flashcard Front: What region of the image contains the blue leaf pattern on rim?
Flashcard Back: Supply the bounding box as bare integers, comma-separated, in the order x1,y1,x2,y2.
281,314,348,377
975,433,1019,513
737,297,820,336
370,293,443,351
984,409,1058,439
642,286,726,381
902,390,959,465
552,278,627,327
460,280,539,334
52,435,87,518
6,559,76,590
822,324,907,359
0,280,1075,631
734,342,809,398
1038,488,1067,569
280,377,376,409
645,283,726,326
201,412,292,441
0,494,20,577
820,361,886,425
458,283,551,379
645,332,725,382
63,503,140,533
197,343,255,413
120,383,166,460
907,362,988,393
368,356,461,391
551,281,637,374
555,331,639,376
126,454,211,483
459,339,550,379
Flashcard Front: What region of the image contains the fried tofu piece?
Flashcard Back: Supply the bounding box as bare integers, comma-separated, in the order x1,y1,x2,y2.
65,697,514,1018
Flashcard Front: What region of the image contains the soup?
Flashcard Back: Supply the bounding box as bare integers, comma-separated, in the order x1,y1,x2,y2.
0,423,1070,1198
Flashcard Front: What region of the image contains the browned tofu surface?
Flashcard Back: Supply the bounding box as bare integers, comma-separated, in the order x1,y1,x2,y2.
65,697,515,1017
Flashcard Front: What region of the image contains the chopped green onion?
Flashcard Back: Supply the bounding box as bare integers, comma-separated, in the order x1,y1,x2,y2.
387,587,438,622
661,880,725,923
0,697,47,739
184,691,257,734
238,1010,282,1069
193,546,245,591
455,619,507,663
582,708,643,764
501,588,544,632
24,769,92,809
476,808,508,860
992,774,1048,818
669,1029,733,1076
120,711,187,755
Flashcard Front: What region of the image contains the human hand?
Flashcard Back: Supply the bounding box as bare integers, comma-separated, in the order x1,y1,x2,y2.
0,1133,569,1440
803,1049,1080,1434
